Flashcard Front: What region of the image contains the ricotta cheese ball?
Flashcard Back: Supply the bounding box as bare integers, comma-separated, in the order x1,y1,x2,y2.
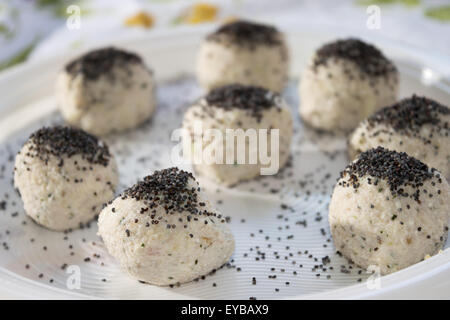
196,20,289,93
14,126,118,231
56,47,156,136
300,38,398,132
349,95,450,180
98,167,235,286
329,147,449,274
182,84,293,186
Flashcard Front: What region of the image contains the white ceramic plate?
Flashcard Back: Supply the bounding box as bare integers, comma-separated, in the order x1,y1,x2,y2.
0,27,449,300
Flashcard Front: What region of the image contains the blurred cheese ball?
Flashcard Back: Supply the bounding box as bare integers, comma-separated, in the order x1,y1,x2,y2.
182,84,293,186
56,47,156,136
349,95,450,179
14,126,118,231
300,38,398,132
196,20,289,93
329,147,449,275
98,167,235,286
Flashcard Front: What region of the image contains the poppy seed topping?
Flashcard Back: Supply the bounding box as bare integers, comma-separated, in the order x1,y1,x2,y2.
207,20,281,46
205,84,280,122
367,95,450,134
340,147,438,202
65,47,142,80
314,38,396,76
27,126,111,166
121,167,221,219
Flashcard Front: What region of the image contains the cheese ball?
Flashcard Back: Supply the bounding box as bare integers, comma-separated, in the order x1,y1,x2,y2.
196,20,289,93
56,47,156,136
329,147,449,275
349,95,450,180
300,38,398,132
182,84,293,186
14,126,118,231
98,167,235,286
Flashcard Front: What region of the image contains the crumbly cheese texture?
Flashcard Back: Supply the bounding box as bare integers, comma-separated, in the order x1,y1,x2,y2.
182,85,293,186
56,48,156,136
196,21,289,92
349,96,450,180
14,128,118,231
329,148,449,274
98,168,235,286
299,40,398,132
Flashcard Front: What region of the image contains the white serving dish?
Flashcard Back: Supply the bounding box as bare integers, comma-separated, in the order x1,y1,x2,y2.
0,27,448,300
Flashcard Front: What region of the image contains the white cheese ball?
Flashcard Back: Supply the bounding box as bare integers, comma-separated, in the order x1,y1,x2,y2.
182,85,293,186
56,47,156,136
98,168,235,286
14,126,118,231
196,20,289,93
300,38,398,132
329,147,449,275
349,95,450,180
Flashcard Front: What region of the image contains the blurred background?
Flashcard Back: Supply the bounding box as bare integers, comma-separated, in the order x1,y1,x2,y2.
0,0,449,72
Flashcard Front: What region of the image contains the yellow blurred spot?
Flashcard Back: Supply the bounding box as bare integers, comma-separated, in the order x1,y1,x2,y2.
125,11,154,28
184,3,218,24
